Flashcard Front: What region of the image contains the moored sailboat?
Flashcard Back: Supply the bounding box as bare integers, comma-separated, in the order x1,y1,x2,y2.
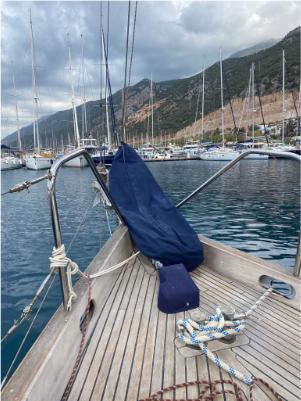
201,50,239,161
64,34,88,168
25,10,54,171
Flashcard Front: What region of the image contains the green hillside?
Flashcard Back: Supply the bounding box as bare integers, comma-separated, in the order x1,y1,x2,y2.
5,26,300,148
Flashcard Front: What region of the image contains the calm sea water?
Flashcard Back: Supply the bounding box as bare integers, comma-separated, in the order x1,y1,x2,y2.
1,159,300,379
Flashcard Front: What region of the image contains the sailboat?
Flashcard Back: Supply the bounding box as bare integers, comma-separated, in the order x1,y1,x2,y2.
64,35,88,168
2,143,300,401
1,146,22,171
93,28,117,167
139,75,158,160
236,63,268,160
200,50,239,161
269,50,296,154
25,10,54,171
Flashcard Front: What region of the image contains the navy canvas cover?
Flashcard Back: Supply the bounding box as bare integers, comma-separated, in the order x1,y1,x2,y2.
158,264,200,313
109,143,204,271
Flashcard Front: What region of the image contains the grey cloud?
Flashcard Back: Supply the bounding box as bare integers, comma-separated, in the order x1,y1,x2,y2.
1,0,300,138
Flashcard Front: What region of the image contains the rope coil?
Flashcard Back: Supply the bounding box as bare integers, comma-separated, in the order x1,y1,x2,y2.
49,244,139,310
50,245,79,310
177,287,273,385
177,309,251,385
138,377,284,401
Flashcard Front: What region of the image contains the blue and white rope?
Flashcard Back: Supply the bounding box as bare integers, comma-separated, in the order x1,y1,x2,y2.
177,288,273,385
177,309,252,384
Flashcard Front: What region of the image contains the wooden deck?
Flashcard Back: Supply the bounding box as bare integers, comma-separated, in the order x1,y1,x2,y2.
67,256,301,401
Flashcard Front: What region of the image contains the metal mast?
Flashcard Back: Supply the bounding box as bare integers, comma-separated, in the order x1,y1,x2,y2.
67,34,80,148
102,32,111,150
201,66,205,142
29,9,40,152
11,62,22,150
282,49,285,144
81,34,88,138
150,74,154,146
219,48,224,148
252,62,255,146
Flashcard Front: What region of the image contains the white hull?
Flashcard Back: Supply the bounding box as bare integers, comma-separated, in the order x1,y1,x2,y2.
1,157,22,170
26,156,53,170
64,155,88,168
200,150,239,161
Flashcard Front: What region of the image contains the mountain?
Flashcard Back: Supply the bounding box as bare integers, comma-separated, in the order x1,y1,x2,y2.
4,26,300,148
229,39,278,58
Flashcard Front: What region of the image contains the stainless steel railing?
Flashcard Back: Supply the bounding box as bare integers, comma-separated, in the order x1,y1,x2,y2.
176,149,301,277
47,149,124,310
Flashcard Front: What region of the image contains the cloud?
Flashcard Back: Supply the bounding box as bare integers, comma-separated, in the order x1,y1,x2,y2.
1,0,300,138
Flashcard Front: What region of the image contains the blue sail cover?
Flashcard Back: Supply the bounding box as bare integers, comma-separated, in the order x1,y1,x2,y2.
109,143,204,271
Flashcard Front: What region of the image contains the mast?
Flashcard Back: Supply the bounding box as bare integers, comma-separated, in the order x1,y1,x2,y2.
11,62,22,150
102,32,111,150
99,1,103,145
201,66,205,142
282,49,285,144
99,1,103,103
150,74,154,146
146,97,150,144
219,48,224,148
67,34,80,148
252,62,255,146
81,34,88,138
29,9,40,153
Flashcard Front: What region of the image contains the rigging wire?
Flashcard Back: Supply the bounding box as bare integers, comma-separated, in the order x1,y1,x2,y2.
126,0,138,145
194,79,202,124
127,1,138,88
106,0,110,61
237,66,252,136
255,74,270,145
1,184,110,352
102,29,118,144
99,0,103,104
65,197,95,255
1,273,57,388
223,69,238,140
121,0,132,143
292,91,300,135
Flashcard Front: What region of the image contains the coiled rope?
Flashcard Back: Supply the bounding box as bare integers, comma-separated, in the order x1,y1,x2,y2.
138,376,284,401
177,287,273,385
177,311,251,385
49,244,140,310
50,245,79,310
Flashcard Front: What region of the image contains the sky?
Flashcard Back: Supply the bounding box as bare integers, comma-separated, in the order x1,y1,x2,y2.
1,0,300,139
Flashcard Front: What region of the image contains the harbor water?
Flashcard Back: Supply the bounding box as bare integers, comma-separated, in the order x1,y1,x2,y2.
1,159,300,380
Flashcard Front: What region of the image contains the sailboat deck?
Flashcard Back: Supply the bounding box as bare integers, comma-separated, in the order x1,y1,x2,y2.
68,256,301,401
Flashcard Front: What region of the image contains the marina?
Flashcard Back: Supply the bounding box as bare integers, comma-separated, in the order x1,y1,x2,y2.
1,1,301,401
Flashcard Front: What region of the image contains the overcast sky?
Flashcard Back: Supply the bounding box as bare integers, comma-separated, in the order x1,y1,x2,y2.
1,0,300,138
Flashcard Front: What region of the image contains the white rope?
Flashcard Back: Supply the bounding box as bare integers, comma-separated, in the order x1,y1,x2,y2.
234,287,273,319
89,251,140,279
49,245,79,310
49,245,140,309
177,287,273,385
